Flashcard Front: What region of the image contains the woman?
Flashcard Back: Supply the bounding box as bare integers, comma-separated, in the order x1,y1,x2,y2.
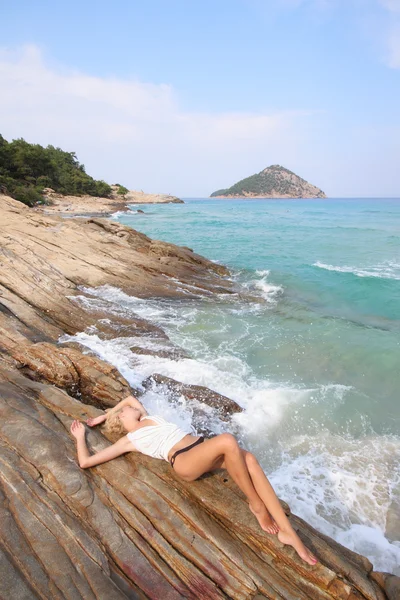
71,394,317,566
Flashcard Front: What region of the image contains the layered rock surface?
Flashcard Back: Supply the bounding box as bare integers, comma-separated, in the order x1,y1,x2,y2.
0,194,398,600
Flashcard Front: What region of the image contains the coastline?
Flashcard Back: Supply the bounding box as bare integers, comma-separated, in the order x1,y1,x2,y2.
210,194,327,199
35,189,184,217
0,193,398,600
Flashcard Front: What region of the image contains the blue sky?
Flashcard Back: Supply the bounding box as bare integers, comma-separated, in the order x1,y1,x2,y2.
1,0,399,196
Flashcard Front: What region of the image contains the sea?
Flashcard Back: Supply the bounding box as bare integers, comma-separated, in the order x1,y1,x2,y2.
64,198,400,574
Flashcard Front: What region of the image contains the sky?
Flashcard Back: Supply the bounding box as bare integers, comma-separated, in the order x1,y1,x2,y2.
1,0,399,197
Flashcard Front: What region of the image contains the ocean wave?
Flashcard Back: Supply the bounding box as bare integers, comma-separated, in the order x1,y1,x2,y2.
313,261,400,281
269,432,400,574
111,208,141,219
244,270,283,303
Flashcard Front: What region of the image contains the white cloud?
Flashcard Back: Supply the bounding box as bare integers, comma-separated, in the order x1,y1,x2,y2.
379,0,400,12
0,45,319,196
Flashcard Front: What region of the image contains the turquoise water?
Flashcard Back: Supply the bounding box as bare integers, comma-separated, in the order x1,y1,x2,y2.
120,198,400,435
73,199,400,572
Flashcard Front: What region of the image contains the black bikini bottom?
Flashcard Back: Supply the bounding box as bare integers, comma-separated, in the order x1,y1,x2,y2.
170,436,205,468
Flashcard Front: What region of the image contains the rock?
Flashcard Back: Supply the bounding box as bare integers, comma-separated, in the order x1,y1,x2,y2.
130,345,190,360
385,575,400,600
385,494,400,542
137,209,145,214
38,188,184,215
10,341,135,407
371,573,400,600
143,373,243,417
124,190,184,204
0,364,392,600
0,195,234,332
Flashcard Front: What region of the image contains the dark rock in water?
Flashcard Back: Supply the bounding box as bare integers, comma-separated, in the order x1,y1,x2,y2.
143,373,243,417
130,345,190,360
137,209,145,214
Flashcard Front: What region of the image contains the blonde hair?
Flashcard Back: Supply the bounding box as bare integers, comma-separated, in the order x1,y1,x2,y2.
102,408,126,436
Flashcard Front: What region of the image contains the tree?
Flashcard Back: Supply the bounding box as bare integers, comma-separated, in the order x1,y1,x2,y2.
0,134,113,206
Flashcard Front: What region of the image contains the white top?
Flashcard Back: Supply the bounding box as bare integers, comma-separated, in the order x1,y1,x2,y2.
127,415,188,462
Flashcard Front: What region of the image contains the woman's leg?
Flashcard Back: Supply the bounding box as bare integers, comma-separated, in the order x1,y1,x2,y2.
242,450,317,565
172,433,278,533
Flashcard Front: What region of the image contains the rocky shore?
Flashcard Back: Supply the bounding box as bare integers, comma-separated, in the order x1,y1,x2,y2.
36,187,184,216
0,193,398,600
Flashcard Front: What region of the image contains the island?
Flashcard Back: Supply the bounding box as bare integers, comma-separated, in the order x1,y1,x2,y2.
211,164,327,199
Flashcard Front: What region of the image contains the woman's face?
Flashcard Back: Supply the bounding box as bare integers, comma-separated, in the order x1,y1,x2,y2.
118,406,141,431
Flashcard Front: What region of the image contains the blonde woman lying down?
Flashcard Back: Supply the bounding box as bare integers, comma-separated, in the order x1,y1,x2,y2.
71,394,317,565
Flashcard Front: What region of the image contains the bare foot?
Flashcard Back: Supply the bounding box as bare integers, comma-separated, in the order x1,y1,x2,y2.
278,529,318,566
249,504,279,534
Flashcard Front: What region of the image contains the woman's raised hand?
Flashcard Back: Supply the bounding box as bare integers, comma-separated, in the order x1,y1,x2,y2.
70,420,86,439
86,414,107,427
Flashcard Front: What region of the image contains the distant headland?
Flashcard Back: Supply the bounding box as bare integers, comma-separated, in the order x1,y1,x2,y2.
210,165,327,199
0,133,183,213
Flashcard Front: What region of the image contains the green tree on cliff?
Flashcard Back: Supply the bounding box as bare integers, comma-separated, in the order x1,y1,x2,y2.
0,134,112,206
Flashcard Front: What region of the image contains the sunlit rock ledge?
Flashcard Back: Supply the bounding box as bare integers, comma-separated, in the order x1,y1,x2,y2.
35,186,183,216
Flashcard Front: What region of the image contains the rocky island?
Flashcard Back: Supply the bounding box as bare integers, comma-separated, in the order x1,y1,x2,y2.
211,165,326,199
0,192,398,600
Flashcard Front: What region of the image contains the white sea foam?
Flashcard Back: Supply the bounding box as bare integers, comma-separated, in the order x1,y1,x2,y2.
71,285,189,328
269,433,400,574
110,209,139,219
314,261,400,280
245,269,283,303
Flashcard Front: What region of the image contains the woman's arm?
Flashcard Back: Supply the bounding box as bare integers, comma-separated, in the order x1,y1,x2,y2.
70,420,133,468
87,394,148,427
114,394,148,417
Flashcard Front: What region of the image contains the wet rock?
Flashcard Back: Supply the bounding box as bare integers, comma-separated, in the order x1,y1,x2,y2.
385,494,400,542
129,345,190,360
143,373,242,417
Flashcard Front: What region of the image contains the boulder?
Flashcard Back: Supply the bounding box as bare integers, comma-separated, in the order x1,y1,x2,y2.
129,345,190,361
11,341,134,407
143,373,243,417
